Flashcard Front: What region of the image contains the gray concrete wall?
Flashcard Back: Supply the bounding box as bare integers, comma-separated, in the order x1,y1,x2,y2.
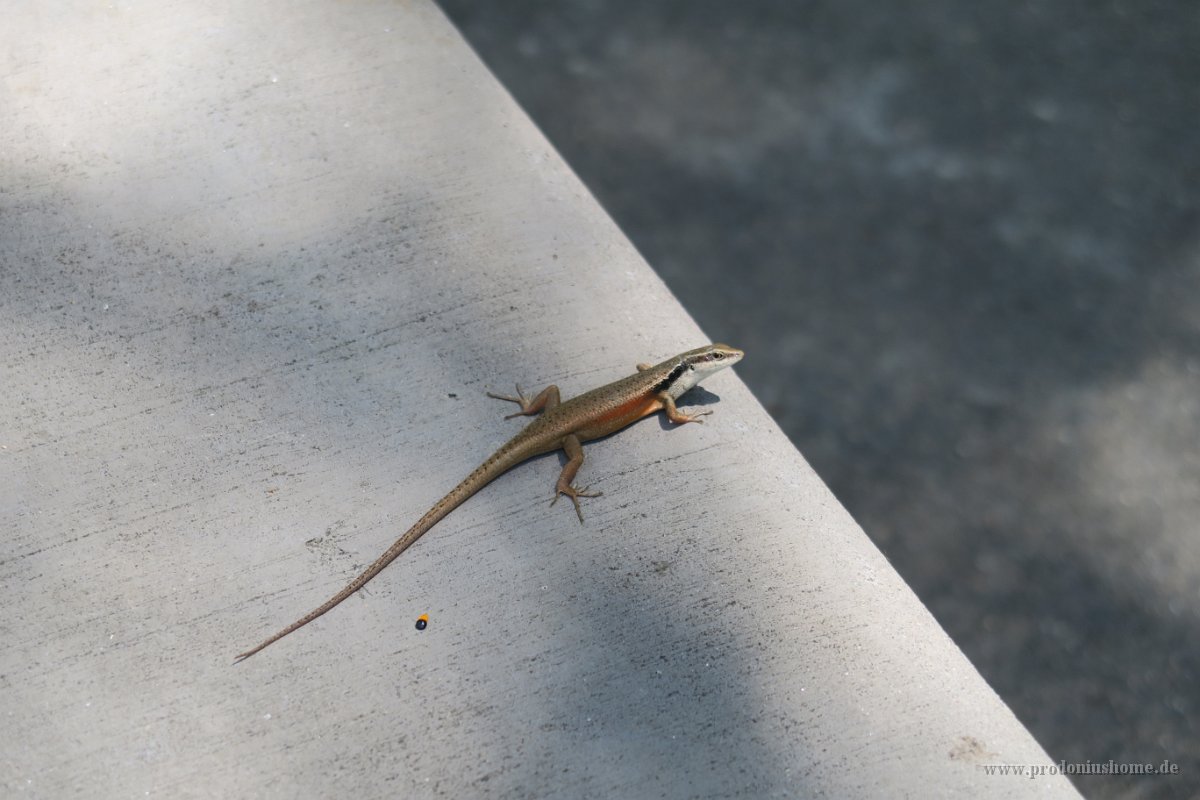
2,2,1078,798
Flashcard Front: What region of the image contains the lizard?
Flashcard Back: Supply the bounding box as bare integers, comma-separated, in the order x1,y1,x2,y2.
235,343,744,662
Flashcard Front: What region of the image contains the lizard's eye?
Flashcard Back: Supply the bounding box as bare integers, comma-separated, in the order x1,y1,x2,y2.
712,352,724,360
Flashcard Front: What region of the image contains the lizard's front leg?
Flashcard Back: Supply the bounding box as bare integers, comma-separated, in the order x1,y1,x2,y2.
550,434,602,523
487,384,561,419
658,392,712,424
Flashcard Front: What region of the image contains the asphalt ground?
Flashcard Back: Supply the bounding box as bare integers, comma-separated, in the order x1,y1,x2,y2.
438,3,1200,798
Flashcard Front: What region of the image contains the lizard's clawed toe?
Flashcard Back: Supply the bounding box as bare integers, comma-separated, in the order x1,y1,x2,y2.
552,484,602,523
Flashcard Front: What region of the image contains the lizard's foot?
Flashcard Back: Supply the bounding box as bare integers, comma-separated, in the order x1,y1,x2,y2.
671,408,712,425
487,383,560,419
551,483,602,524
487,384,532,419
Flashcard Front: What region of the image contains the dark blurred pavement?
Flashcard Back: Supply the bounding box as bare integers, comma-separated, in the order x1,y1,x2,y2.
438,2,1199,798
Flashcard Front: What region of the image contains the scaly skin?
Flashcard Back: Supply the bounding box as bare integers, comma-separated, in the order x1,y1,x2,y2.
235,343,743,662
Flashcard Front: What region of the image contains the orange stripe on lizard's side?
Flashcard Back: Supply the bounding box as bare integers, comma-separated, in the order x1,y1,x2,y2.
595,395,663,426
572,393,666,441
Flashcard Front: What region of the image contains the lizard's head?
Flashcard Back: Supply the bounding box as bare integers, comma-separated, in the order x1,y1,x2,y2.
663,343,744,397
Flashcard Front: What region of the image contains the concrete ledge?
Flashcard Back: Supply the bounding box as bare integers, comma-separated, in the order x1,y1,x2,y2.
1,1,1078,797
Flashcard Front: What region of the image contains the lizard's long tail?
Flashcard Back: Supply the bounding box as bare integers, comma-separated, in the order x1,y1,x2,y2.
234,443,529,662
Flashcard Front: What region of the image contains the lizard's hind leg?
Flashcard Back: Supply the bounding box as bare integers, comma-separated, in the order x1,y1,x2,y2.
550,434,602,524
487,384,561,419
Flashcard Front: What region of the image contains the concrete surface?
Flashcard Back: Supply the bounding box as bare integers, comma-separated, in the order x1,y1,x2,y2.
1,2,1080,798
437,3,1200,799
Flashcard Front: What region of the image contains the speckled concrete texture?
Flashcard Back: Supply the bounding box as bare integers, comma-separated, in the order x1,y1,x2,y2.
3,2,1078,798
